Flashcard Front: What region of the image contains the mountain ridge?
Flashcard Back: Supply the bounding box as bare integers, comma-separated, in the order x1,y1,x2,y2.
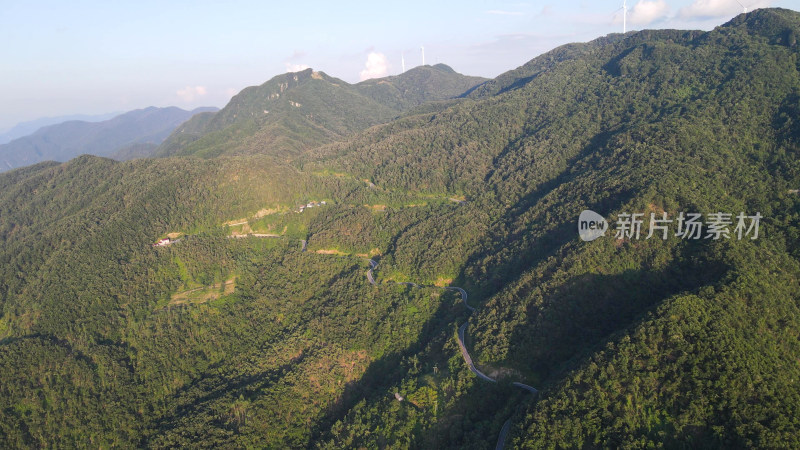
0,112,122,145
155,64,487,159
0,106,218,172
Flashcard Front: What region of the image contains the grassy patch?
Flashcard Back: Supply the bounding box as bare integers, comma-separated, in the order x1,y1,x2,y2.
169,277,236,306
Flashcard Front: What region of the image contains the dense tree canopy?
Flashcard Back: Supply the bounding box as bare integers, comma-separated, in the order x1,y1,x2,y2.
1,8,800,448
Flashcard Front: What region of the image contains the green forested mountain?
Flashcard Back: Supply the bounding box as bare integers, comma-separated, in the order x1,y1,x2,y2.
155,65,487,159
0,107,217,172
356,63,488,111
1,8,800,448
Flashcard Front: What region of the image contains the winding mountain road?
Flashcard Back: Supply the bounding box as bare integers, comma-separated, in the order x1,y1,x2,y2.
366,259,378,285
211,210,534,446
168,223,532,446
495,418,512,450
444,286,474,312
458,321,496,383
365,258,537,448
512,382,538,394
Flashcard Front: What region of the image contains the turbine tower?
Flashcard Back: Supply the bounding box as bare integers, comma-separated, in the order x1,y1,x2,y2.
622,0,627,33
421,45,425,66
402,52,406,73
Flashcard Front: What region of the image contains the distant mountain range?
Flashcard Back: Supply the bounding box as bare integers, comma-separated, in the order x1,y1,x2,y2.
0,65,482,173
0,106,218,172
0,112,121,145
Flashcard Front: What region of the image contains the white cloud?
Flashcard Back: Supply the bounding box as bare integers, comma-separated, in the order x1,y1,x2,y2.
176,86,207,102
285,63,310,72
359,52,389,81
628,0,670,25
679,0,771,19
486,10,524,16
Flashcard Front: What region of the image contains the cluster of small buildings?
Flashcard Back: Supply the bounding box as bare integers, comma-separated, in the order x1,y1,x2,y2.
297,200,327,213
153,237,174,247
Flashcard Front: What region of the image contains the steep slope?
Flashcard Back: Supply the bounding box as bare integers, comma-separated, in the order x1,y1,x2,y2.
0,7,799,449
156,65,487,159
0,106,217,171
307,8,800,448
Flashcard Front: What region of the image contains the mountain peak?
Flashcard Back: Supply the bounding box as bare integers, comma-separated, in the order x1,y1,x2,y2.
431,63,456,73
719,7,800,46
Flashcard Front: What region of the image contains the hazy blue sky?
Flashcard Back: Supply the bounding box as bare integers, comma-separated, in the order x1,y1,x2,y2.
0,0,793,130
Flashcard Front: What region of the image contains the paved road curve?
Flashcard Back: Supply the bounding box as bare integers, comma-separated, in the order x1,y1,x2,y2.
512,382,538,394
367,259,378,285
457,321,496,382
495,418,512,450
444,286,474,312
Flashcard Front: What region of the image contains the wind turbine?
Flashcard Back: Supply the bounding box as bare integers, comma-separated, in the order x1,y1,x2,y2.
402,52,406,73
735,0,748,13
621,0,628,33
421,45,425,66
